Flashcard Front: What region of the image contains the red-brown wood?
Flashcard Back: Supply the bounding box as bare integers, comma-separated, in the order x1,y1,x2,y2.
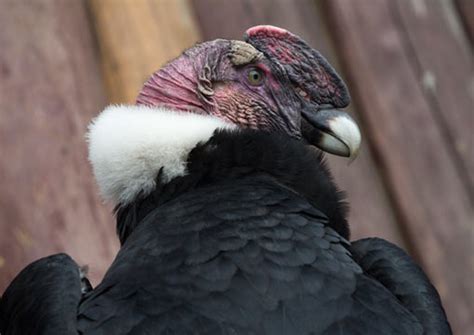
0,0,118,292
192,0,407,247
324,1,473,333
394,0,474,191
455,0,474,44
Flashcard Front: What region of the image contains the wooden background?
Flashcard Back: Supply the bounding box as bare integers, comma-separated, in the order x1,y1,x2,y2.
0,0,472,333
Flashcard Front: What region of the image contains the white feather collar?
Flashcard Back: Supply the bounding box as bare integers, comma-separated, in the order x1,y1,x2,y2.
87,105,235,205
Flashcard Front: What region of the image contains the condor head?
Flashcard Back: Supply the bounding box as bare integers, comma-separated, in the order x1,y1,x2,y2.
137,25,361,159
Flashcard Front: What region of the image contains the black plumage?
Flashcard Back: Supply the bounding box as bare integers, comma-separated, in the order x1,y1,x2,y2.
0,130,450,334
0,254,83,334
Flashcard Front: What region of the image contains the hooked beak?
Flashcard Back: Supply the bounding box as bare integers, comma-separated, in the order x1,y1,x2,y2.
301,108,361,160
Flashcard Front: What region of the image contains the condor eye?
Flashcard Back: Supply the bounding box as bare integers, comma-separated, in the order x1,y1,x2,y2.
247,68,264,86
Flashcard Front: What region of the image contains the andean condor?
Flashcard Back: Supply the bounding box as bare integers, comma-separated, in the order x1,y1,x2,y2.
0,25,451,335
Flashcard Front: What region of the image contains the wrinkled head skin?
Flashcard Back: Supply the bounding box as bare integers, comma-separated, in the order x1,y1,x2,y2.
137,25,361,159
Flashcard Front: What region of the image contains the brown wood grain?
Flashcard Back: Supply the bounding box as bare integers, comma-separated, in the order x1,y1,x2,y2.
455,0,474,44
0,0,118,292
324,1,474,334
394,0,474,192
191,0,407,247
87,0,201,104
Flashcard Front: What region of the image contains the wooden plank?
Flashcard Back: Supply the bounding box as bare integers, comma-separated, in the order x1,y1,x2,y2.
0,0,118,292
324,1,474,334
455,0,474,44
87,0,201,104
191,0,407,247
394,0,474,191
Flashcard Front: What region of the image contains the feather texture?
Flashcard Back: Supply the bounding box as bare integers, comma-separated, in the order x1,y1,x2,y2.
87,105,235,205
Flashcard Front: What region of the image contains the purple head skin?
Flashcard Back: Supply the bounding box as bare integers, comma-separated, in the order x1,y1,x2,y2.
137,25,361,159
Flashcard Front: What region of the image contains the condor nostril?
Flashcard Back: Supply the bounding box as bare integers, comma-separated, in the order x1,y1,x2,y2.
316,104,336,111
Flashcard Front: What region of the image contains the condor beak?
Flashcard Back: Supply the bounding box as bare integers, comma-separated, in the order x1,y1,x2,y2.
301,108,361,160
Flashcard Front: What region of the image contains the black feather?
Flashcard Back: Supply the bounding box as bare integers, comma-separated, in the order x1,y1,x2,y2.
2,130,451,334
0,254,83,335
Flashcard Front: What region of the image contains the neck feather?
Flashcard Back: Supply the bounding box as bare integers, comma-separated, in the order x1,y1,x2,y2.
115,129,349,244
87,105,235,205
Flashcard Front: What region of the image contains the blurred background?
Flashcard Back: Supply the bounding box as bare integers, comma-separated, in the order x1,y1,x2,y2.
0,0,472,333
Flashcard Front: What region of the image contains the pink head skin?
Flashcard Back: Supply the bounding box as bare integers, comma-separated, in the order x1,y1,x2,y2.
137,26,360,158
137,38,302,138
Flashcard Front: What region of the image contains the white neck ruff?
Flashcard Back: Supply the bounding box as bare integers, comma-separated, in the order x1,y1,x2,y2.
87,105,235,205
